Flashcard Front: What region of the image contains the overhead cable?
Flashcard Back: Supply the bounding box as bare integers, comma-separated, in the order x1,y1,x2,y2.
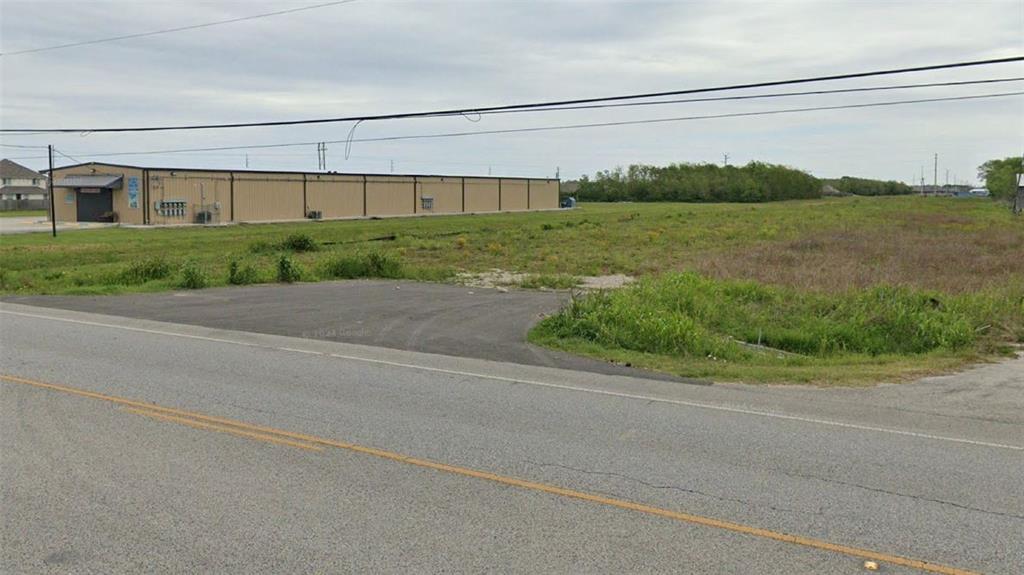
2,56,1021,133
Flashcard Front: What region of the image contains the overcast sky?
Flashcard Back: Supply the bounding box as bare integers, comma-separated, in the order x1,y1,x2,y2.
2,0,1022,183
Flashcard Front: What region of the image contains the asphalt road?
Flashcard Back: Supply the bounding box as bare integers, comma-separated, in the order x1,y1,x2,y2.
2,303,1022,574
5,281,687,381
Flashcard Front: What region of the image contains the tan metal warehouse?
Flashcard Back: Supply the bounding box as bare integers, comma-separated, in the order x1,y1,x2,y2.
47,162,560,225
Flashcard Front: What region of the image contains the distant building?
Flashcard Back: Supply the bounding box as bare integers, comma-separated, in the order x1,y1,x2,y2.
45,161,559,225
0,159,47,201
917,184,972,197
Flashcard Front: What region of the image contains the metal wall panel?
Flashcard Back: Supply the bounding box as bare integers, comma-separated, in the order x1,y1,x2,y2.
233,174,304,222
49,163,145,223
464,178,499,212
148,170,231,225
529,179,559,210
415,177,463,214
366,176,415,216
47,164,560,224
306,175,364,218
500,179,529,211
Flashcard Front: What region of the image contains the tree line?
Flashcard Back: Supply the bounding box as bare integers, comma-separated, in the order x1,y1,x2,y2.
570,162,821,203
821,176,913,196
563,158,1020,204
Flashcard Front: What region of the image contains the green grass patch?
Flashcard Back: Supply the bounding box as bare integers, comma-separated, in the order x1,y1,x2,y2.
321,252,403,280
519,273,579,289
119,257,173,285
0,210,47,218
178,259,210,289
2,197,1022,384
530,272,1023,384
227,259,262,285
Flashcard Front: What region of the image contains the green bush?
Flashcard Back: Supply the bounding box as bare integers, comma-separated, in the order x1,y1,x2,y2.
322,252,403,279
228,259,260,285
281,233,318,252
276,254,302,283
535,272,1014,359
179,259,209,289
249,233,318,254
120,257,173,284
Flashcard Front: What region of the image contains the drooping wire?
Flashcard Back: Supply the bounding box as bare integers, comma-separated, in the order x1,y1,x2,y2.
21,91,1023,163
2,56,1021,133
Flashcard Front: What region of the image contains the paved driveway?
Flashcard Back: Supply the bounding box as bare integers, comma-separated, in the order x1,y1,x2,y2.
0,216,114,234
4,280,687,381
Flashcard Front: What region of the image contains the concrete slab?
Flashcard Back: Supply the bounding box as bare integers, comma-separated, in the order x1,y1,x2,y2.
0,217,115,235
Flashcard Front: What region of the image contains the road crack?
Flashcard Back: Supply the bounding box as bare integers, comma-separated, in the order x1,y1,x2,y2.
522,459,819,517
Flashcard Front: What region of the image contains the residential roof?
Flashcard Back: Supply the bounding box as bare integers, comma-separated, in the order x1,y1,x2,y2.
0,159,44,180
43,161,558,182
0,185,47,195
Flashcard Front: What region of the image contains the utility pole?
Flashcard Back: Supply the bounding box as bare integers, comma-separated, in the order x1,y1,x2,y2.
48,144,56,237
245,153,250,169
933,153,938,189
316,143,327,170
723,153,729,166
555,166,560,179
945,169,949,186
390,159,394,173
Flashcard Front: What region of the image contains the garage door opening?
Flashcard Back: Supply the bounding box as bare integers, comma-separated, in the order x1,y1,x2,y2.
76,188,114,222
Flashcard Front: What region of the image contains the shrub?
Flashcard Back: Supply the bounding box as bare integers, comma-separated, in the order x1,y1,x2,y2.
249,233,318,254
276,254,302,283
120,257,173,284
228,259,260,285
179,259,209,289
281,233,318,252
322,252,403,279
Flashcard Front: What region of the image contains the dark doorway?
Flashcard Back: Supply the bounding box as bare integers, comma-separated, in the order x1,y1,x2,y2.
76,189,113,222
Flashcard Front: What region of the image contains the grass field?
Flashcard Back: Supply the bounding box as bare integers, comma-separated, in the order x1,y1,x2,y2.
0,210,46,218
2,196,1021,384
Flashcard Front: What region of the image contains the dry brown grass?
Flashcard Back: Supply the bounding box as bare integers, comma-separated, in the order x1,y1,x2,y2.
695,225,1024,293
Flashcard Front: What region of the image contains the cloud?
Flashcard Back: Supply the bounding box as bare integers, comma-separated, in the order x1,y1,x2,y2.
2,0,1021,183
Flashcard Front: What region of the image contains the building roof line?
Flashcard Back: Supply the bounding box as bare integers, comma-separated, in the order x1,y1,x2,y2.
42,161,558,182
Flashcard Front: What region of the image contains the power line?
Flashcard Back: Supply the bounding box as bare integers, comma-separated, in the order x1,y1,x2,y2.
3,77,1010,143
17,91,1020,162
494,77,1024,114
53,149,84,164
0,0,360,57
3,56,1021,133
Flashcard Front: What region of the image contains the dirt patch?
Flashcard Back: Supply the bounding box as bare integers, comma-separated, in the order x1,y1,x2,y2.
695,226,1024,293
456,269,634,290
578,274,634,289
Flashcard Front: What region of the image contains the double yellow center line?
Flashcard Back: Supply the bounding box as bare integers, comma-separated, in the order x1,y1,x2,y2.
1,373,979,575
